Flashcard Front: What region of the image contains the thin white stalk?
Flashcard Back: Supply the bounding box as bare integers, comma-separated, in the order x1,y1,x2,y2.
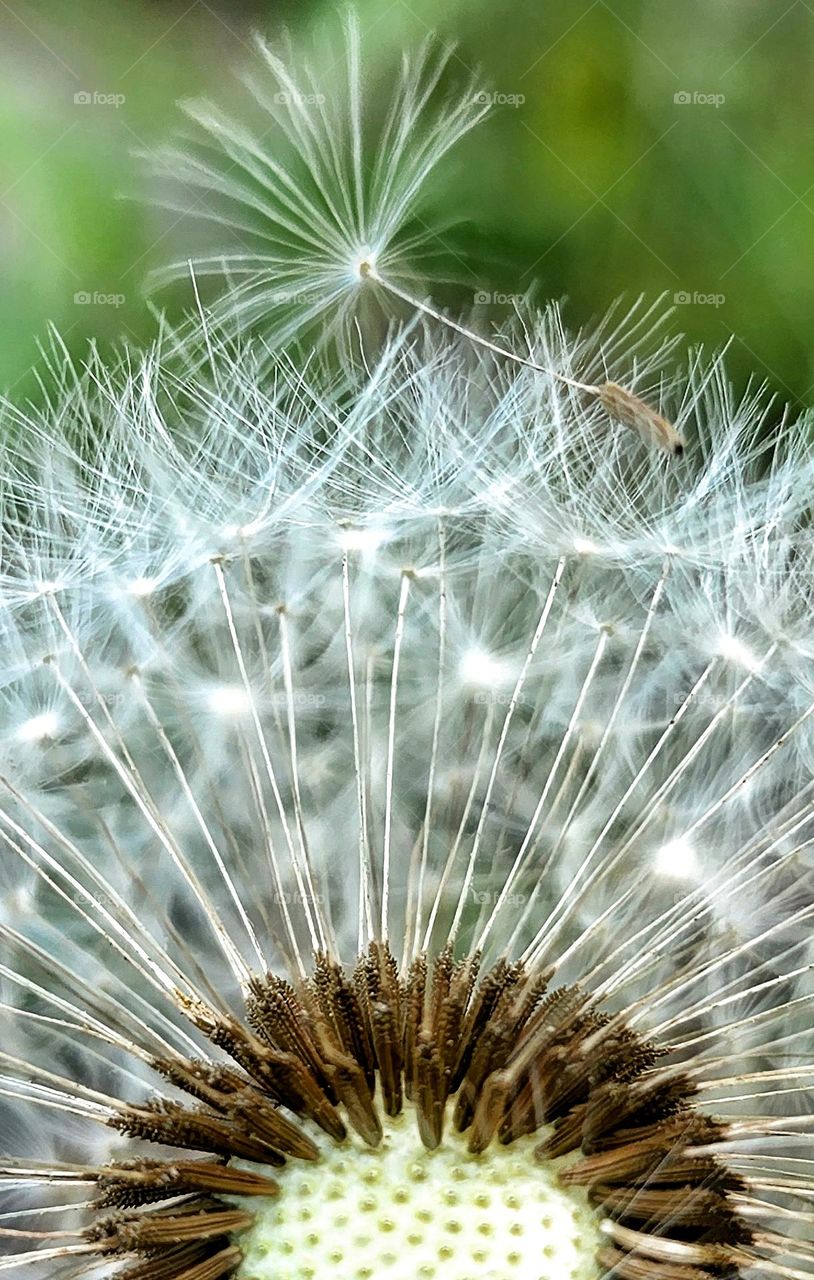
542,561,670,861
423,699,498,951
455,556,565,947
0,928,201,1061
366,268,599,394
405,520,446,965
133,674,268,972
0,777,191,999
479,624,609,954
342,551,375,950
0,1245,98,1269
278,607,333,955
48,660,253,986
0,1203,94,1223
381,571,412,941
212,559,315,970
680,699,814,843
521,657,719,966
0,809,186,1004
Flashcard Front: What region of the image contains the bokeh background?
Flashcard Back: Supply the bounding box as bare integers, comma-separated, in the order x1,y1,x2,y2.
1,0,812,408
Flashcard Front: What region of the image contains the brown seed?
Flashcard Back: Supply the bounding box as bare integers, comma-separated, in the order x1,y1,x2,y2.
598,381,685,455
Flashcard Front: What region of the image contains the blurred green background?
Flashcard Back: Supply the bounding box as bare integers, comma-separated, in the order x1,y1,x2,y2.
1,0,812,408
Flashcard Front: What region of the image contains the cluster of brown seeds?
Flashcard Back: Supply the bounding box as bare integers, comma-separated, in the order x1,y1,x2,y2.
80,944,750,1280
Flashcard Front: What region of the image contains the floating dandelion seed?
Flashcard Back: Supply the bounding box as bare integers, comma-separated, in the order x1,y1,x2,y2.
151,14,682,458
2,21,814,1280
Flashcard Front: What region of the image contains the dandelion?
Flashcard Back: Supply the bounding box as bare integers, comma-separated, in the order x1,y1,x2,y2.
2,22,814,1280
150,13,490,344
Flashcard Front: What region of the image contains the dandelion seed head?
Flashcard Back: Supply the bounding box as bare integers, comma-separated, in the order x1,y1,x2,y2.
231,1104,600,1280
717,633,759,672
459,648,510,689
206,684,251,716
14,712,60,744
126,575,159,599
653,836,699,880
572,536,603,556
1,22,814,1280
338,526,391,554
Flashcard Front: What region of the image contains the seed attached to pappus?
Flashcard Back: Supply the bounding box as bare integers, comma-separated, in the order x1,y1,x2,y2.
360,266,685,457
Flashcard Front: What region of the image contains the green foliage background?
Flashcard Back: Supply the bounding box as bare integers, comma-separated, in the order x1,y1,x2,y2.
1,0,812,408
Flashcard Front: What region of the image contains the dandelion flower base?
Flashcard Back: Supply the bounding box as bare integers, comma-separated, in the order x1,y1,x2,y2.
69,947,748,1280
232,1104,600,1280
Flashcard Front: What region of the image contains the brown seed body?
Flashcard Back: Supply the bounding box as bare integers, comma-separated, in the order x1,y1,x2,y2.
598,381,685,455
